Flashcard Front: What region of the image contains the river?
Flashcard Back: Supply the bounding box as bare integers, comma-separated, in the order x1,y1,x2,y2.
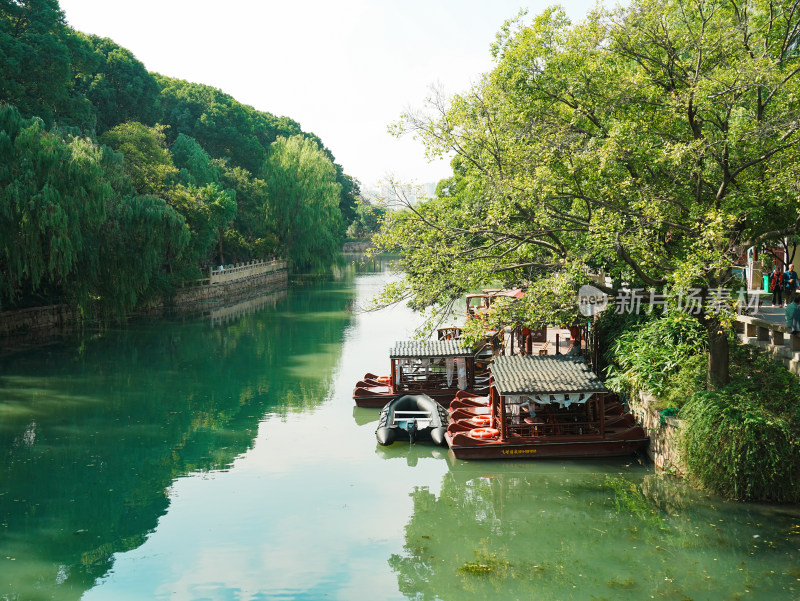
0,256,798,601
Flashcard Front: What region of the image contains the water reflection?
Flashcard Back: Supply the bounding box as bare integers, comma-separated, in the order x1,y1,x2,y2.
390,464,800,600
0,272,359,600
374,442,448,467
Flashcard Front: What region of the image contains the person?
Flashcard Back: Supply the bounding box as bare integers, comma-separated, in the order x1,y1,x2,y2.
793,295,800,335
785,293,797,329
785,263,799,298
770,264,784,307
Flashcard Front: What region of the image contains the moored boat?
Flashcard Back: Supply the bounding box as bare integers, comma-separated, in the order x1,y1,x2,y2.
375,394,449,446
353,340,488,408
445,355,648,460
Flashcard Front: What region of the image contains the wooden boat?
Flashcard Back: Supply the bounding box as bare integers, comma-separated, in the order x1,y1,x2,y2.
353,340,488,408
375,394,449,446
445,355,648,460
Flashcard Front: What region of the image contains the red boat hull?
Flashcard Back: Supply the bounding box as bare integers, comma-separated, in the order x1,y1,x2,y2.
353,386,479,408
445,427,649,460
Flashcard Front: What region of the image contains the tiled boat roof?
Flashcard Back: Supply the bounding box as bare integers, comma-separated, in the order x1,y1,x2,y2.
390,340,474,359
491,355,608,395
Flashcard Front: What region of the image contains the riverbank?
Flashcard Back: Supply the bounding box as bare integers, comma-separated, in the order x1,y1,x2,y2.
0,262,289,349
629,392,685,475
601,309,800,503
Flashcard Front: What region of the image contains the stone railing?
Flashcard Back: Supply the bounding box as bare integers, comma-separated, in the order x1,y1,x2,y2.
209,260,287,285
735,314,800,376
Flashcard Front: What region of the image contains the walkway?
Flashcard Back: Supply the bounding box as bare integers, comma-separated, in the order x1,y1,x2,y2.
735,299,800,376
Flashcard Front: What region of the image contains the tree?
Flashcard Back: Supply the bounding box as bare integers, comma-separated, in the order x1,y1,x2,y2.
346,198,387,239
155,75,268,175
217,161,274,260
99,121,177,196
73,33,161,133
0,104,188,313
0,104,107,307
171,133,220,186
382,0,800,389
0,0,92,127
167,183,236,269
263,135,343,270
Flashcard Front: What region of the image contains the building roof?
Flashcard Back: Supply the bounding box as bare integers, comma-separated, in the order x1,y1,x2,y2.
491,355,607,395
390,340,474,359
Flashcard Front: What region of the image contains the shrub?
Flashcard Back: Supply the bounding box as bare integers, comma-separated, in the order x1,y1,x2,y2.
603,311,707,406
681,391,800,502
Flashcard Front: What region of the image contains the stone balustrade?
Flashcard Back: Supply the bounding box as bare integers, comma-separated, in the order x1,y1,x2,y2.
735,314,800,375
209,260,287,285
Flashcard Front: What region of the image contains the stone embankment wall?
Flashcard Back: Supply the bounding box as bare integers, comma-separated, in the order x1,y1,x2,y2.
342,240,374,253
172,264,287,310
0,262,289,344
628,391,686,475
0,304,81,347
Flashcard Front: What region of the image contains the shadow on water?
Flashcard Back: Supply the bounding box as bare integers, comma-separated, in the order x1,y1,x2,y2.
389,460,800,601
0,262,371,600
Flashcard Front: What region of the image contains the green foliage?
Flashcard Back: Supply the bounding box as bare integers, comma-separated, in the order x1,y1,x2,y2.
346,199,386,239
155,75,270,176
385,0,800,388
681,387,800,502
0,104,188,313
460,271,588,347
88,191,189,316
593,308,650,373
167,183,235,268
604,311,707,402
0,0,362,317
263,135,342,270
0,0,76,125
171,133,220,186
73,33,161,133
99,121,177,195
217,162,273,259
0,105,107,306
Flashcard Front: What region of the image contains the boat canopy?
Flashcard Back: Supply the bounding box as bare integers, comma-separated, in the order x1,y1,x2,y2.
491,355,607,396
390,340,474,359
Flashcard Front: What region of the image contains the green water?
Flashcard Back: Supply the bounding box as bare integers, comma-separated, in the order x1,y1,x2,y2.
0,258,798,601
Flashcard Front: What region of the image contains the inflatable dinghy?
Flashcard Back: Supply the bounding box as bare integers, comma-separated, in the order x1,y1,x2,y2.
375,394,449,446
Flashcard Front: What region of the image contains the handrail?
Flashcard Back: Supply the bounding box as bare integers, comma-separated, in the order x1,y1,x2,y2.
736,314,800,351
209,259,287,285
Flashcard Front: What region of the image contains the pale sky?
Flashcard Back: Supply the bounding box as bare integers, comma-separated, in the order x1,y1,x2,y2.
58,0,601,190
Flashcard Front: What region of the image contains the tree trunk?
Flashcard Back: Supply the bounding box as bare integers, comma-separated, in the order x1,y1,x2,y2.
706,320,730,391
218,228,225,266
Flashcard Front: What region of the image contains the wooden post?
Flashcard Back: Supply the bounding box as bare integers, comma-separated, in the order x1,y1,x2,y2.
555,333,560,355
499,390,507,441
599,393,605,438
467,356,474,388
390,359,397,393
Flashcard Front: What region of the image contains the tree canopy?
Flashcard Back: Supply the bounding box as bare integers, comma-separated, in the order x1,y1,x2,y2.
379,0,800,388
0,0,362,315
264,135,343,270
0,105,188,313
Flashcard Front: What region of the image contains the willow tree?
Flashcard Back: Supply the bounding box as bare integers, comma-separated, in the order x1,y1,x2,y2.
263,135,343,269
382,0,800,389
0,104,188,313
